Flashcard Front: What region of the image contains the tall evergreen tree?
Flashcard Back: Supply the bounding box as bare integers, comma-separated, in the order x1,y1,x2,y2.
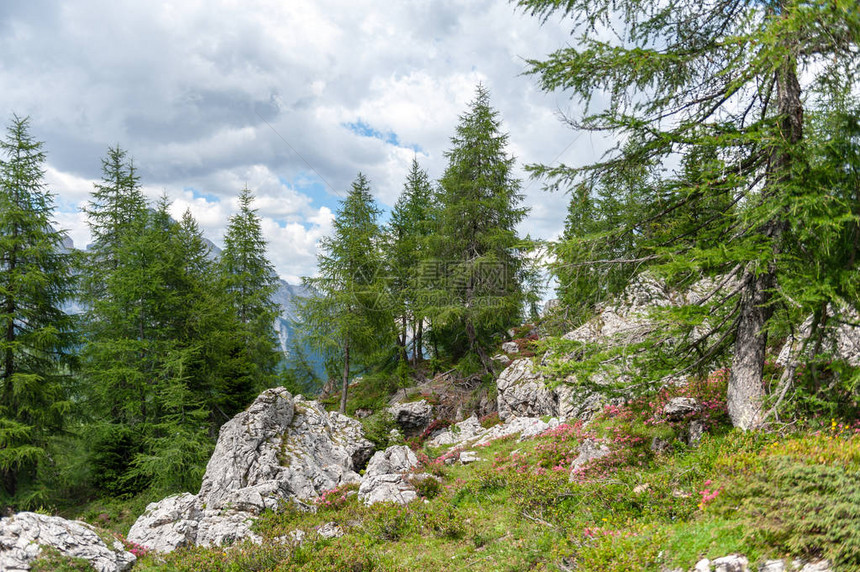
301,173,394,413
217,187,280,416
0,115,76,505
431,85,529,370
519,0,860,428
387,158,436,364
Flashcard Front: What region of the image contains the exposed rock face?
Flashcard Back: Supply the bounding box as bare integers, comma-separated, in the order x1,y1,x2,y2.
495,359,605,423
387,400,434,437
777,306,860,367
427,413,559,449
358,445,420,505
128,388,374,552
569,439,611,478
0,512,135,572
712,554,749,572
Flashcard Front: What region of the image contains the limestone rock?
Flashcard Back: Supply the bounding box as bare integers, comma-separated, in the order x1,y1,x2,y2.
0,512,135,572
496,359,555,420
492,353,512,367
759,560,785,572
502,341,520,354
569,439,611,478
663,397,701,421
694,559,711,572
427,413,558,449
387,400,434,437
777,306,860,367
713,554,749,572
651,436,672,454
496,358,605,424
364,445,418,477
316,522,344,539
358,445,420,506
459,451,480,465
128,387,374,552
126,493,199,553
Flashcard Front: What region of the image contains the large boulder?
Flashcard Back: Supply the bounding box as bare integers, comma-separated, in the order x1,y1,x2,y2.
0,512,135,572
387,400,434,437
128,388,374,552
358,445,420,505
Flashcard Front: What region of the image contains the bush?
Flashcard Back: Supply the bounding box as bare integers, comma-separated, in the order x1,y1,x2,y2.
360,411,396,451
724,433,860,567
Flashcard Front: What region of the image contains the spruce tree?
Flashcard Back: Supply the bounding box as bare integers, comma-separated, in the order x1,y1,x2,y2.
431,85,528,370
518,0,860,428
0,115,76,505
301,173,394,413
217,187,280,415
387,158,436,364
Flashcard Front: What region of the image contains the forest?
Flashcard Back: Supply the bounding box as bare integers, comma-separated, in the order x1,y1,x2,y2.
1,0,859,570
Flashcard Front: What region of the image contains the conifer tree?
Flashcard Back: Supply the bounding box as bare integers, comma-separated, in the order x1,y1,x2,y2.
519,0,860,428
217,187,280,415
301,173,394,413
0,115,76,505
431,85,528,370
387,158,435,364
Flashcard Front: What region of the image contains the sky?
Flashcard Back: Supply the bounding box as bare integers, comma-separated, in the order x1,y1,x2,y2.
0,0,609,286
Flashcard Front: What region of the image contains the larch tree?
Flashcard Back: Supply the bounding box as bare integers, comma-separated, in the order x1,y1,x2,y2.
301,173,393,413
518,0,860,429
0,115,76,505
431,84,529,371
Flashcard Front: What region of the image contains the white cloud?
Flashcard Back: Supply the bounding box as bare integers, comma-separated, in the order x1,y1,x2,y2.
0,0,595,288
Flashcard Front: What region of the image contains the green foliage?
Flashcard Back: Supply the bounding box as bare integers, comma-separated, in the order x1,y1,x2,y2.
519,0,860,428
428,84,532,370
386,157,435,364
0,115,77,507
217,187,281,413
300,173,395,413
30,547,95,572
360,410,397,451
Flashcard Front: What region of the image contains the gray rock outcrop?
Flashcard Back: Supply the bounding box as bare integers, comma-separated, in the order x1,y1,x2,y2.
128,387,374,552
387,400,434,437
358,445,420,505
0,512,135,572
495,358,605,423
426,413,559,449
569,438,611,478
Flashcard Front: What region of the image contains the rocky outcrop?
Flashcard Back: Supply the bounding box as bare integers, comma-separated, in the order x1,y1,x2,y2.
777,306,860,367
0,512,135,572
501,341,520,354
128,388,374,553
358,445,420,505
387,400,434,437
495,358,606,423
427,413,559,449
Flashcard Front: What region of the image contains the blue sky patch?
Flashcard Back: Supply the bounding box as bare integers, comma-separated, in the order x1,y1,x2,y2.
343,120,423,153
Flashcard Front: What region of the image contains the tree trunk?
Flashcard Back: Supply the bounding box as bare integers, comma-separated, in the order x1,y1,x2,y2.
728,46,803,430
339,339,350,414
728,264,775,429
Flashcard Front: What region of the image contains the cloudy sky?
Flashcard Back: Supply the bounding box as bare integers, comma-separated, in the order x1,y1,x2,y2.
0,0,608,285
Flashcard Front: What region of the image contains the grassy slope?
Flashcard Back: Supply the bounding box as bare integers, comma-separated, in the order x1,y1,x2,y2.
107,369,858,572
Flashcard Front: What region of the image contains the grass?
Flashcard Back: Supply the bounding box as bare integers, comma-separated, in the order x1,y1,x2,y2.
45,367,860,571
